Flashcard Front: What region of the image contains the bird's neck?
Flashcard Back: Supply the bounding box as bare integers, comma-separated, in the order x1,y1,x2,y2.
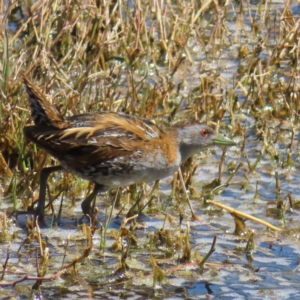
165,126,199,164
178,144,201,163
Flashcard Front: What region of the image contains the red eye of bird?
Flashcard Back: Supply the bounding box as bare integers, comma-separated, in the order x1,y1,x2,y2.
201,129,208,137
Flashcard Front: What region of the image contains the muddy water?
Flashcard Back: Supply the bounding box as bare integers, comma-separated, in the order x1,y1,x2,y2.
1,1,300,299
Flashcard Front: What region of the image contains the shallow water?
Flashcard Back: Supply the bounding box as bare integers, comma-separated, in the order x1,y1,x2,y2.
1,0,300,299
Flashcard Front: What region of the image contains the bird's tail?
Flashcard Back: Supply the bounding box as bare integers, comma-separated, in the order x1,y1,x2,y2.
22,74,69,129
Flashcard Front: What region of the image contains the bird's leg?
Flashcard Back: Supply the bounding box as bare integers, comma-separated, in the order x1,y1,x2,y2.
13,165,63,221
81,183,103,217
36,165,64,219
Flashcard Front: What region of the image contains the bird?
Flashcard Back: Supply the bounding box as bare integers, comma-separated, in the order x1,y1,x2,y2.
21,73,235,221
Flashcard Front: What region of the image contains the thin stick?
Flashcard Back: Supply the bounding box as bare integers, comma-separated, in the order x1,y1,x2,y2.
1,246,10,280
178,168,200,221
198,236,217,270
207,200,281,231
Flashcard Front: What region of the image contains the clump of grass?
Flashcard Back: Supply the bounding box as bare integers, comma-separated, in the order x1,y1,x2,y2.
0,0,299,297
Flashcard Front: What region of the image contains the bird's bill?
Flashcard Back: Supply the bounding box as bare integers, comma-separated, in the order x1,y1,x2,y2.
214,135,236,146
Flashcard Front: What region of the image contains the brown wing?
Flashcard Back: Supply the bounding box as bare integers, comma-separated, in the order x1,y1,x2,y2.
66,112,163,141
24,112,164,175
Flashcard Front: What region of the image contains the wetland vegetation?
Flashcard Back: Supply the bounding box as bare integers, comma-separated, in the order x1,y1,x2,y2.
0,0,300,298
